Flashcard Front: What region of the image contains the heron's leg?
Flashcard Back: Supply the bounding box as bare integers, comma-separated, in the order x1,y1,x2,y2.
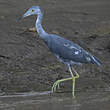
52,77,73,92
72,67,79,78
51,65,79,97
68,66,79,97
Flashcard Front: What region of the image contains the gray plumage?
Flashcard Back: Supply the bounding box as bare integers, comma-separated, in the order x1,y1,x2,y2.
22,6,102,67
20,6,102,97
43,33,101,66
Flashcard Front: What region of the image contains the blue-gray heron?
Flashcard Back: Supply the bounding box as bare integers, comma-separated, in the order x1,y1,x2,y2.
19,6,101,97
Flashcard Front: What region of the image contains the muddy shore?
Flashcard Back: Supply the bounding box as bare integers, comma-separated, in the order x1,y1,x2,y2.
0,0,110,110
0,0,110,96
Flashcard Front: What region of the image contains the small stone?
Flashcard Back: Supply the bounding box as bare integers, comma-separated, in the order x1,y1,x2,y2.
52,30,60,34
74,31,79,35
0,16,5,19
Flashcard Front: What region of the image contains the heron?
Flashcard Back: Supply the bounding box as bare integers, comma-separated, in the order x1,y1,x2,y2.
18,6,102,97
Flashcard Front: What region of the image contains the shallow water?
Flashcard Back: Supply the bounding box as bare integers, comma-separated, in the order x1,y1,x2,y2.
0,91,110,110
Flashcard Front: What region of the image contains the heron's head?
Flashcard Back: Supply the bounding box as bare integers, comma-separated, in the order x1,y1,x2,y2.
18,6,41,20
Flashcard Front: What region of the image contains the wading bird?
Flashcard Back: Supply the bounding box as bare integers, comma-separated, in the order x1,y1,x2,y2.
19,6,101,97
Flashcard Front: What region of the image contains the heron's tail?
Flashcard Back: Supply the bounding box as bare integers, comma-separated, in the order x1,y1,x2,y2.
91,55,102,66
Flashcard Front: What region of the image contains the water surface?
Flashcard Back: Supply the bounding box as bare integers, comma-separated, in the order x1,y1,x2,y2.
0,91,110,110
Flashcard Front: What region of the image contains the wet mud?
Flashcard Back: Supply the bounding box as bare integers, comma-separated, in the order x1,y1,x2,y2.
0,0,110,109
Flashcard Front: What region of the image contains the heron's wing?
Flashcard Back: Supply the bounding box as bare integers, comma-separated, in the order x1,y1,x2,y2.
49,34,88,63
45,34,101,65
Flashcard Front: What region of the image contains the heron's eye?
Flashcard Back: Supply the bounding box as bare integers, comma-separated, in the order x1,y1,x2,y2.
32,9,34,12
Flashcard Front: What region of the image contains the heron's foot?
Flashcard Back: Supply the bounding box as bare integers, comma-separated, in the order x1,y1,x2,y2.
52,77,73,93
51,74,79,97
52,80,61,92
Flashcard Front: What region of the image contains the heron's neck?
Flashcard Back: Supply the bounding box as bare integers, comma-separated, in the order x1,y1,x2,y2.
36,12,48,39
